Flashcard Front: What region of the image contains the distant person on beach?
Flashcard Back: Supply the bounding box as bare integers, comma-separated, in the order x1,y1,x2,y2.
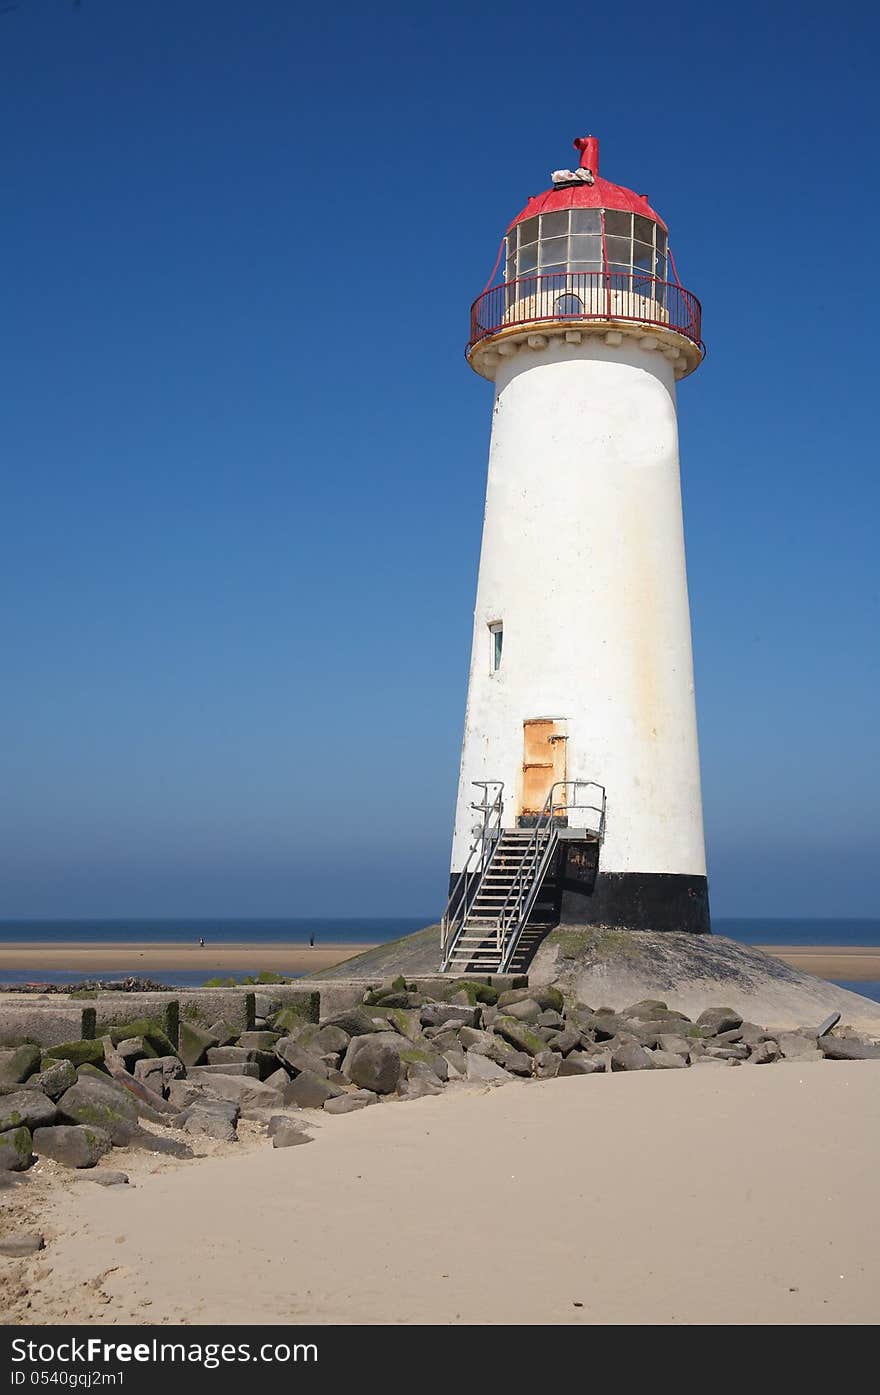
309,933,315,948
198,937,205,948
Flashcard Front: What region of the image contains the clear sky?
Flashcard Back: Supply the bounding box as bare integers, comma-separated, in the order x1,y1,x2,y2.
1,0,877,920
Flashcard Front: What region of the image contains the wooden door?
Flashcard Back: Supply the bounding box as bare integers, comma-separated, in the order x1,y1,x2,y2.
520,719,567,817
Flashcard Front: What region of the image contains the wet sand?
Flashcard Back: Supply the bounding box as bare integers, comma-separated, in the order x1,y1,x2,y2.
0,941,375,976
0,941,877,982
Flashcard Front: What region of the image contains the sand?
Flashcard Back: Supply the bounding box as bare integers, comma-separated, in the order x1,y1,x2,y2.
0,940,877,983
0,942,375,976
4,1062,879,1325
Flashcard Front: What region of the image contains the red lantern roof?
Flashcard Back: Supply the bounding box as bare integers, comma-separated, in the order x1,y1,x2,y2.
507,136,667,234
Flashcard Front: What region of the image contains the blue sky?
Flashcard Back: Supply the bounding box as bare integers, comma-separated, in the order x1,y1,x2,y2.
1,0,877,920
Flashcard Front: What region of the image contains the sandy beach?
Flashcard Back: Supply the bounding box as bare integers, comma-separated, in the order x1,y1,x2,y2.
4,1062,879,1325
0,940,877,982
0,942,376,976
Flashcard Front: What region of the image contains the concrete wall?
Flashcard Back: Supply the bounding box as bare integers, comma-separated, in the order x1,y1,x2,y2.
451,334,705,882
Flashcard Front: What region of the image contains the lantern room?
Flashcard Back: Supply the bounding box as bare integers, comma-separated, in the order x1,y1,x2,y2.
467,135,703,381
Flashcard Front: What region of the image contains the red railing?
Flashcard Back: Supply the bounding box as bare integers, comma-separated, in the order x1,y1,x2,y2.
468,271,703,356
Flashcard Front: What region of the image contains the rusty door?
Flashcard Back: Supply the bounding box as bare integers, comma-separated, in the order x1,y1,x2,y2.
520,719,567,817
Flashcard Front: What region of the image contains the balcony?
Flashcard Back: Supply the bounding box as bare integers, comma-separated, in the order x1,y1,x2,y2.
468,271,703,365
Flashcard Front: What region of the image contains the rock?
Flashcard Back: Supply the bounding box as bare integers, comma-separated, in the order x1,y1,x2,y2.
195,1074,283,1111
115,1036,154,1067
578,1012,629,1041
187,1063,260,1078
205,1046,254,1067
324,1090,377,1114
166,1080,203,1110
320,1007,385,1038
493,1016,546,1057
397,1046,448,1082
776,1033,823,1061
657,1034,692,1058
32,1124,112,1168
184,1107,238,1142
820,1036,880,1061
536,1009,566,1030
624,998,669,1018
697,1007,743,1035
259,1066,288,1090
0,1126,32,1171
692,1056,728,1067
747,1041,780,1064
236,1030,281,1051
42,1040,106,1071
0,1044,41,1085
207,1019,239,1047
714,1027,744,1044
486,1040,532,1074
108,1019,177,1057
545,1027,581,1056
341,1035,401,1094
274,1038,330,1078
271,1120,314,1149
534,1050,560,1079
502,998,543,1025
648,1049,689,1069
705,1044,750,1061
177,1021,219,1068
56,1078,139,1143
737,1022,766,1046
78,1169,130,1186
816,1012,842,1038
380,1009,421,1041
458,1027,495,1053
282,1071,343,1110
419,1003,480,1029
133,1055,184,1093
33,1058,77,1100
402,1063,444,1095
465,1051,509,1083
0,1232,44,1257
558,1052,602,1076
443,1047,467,1078
0,1090,57,1132
611,1042,653,1071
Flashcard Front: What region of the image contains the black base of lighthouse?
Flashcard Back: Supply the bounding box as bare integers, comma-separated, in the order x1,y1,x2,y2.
557,870,710,934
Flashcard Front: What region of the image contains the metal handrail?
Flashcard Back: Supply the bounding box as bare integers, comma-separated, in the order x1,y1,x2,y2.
467,270,703,356
495,780,606,974
440,781,504,965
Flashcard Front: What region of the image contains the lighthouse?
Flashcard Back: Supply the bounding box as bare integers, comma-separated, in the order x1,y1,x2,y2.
441,134,708,975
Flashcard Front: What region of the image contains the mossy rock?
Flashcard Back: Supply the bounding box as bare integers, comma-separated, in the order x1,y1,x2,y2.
390,975,407,992
0,1043,41,1085
494,1016,546,1057
204,976,237,989
178,1020,218,1068
452,980,499,1006
42,1040,105,1070
0,1125,32,1171
106,1019,177,1057
76,1062,112,1080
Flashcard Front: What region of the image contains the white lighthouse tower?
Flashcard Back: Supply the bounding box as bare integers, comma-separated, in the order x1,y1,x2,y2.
441,134,708,975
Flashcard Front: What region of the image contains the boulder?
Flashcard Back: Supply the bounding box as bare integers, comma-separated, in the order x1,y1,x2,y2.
0,1044,41,1085
34,1058,77,1100
557,1052,602,1076
696,1007,743,1035
77,1170,130,1186
0,1091,57,1133
195,1074,283,1111
207,1020,239,1047
42,1040,105,1070
545,1027,581,1056
611,1042,653,1071
379,1009,421,1042
657,1034,692,1058
493,1016,546,1057
458,1027,495,1053
187,1062,260,1079
324,1090,377,1114
443,1047,467,1078
465,1051,509,1083
419,1003,480,1030
705,1044,750,1061
0,1232,44,1257
282,1071,343,1110
261,1067,290,1092
624,998,669,1018
820,1036,880,1061
274,1038,330,1078
397,1046,448,1082
133,1056,185,1093
236,1030,281,1051
776,1033,822,1061
400,1064,444,1097
648,1049,689,1069
107,1019,177,1057
177,1021,219,1068
534,1050,560,1079
271,1119,314,1149
486,1040,532,1075
502,998,543,1025
184,1106,238,1142
166,1080,203,1111
536,1009,566,1031
318,1007,385,1039
56,1078,139,1144
341,1035,401,1095
0,1126,32,1171
115,1037,155,1067
32,1124,112,1168
747,1041,780,1065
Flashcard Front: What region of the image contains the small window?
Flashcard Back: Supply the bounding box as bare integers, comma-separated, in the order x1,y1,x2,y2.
489,621,503,672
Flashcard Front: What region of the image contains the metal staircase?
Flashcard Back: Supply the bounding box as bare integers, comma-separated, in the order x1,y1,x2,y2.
441,779,606,975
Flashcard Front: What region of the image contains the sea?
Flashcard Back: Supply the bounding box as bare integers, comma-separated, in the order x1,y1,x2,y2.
0,916,878,1001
